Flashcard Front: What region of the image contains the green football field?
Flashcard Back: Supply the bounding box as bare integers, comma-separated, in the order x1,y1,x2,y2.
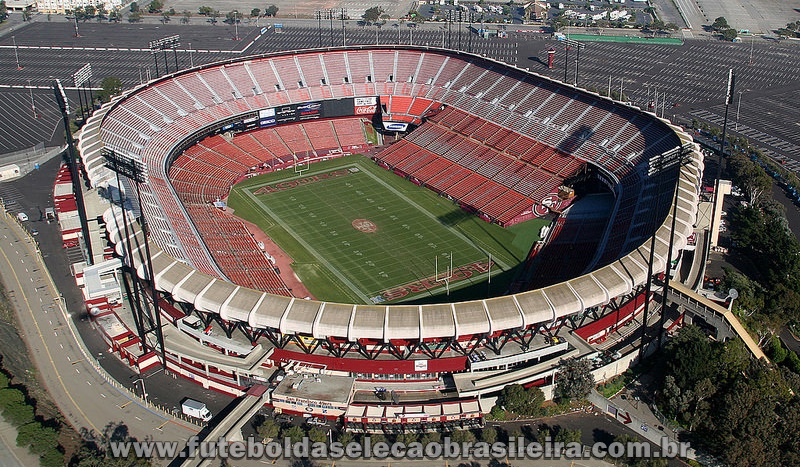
227,155,546,304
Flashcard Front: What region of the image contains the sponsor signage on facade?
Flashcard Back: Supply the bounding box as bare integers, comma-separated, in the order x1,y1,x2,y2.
383,122,409,132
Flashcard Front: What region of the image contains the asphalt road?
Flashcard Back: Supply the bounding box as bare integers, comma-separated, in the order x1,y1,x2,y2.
0,153,235,418
0,204,202,456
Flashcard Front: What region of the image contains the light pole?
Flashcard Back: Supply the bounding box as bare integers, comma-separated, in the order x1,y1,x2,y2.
13,36,22,70
234,10,239,40
735,90,743,131
27,79,37,118
188,42,194,68
133,378,148,404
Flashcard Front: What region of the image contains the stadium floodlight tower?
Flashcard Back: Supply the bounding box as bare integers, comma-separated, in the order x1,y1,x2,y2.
52,79,94,265
149,35,180,78
562,38,585,86
103,148,166,367
72,63,94,122
638,142,694,357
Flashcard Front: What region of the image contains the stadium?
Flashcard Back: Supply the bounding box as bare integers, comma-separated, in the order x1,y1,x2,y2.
76,45,702,430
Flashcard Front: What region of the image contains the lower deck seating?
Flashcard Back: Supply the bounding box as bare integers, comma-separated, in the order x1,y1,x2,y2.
373,111,584,225
184,205,292,294
167,117,373,290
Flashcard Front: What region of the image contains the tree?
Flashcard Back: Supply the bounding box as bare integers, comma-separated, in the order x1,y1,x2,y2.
1,399,34,426
721,28,738,41
554,358,594,402
711,16,729,31
256,419,279,440
209,10,220,24
307,427,328,443
396,432,417,445
0,0,8,23
148,0,163,14
39,448,64,467
283,425,305,444
198,6,212,16
84,4,96,17
554,427,581,444
226,10,241,24
130,2,139,13
497,384,545,416
251,8,261,19
362,6,385,24
16,422,59,456
264,5,279,17
420,431,441,446
98,77,123,103
663,324,716,389
449,429,476,444
482,426,498,444
181,10,192,24
768,335,789,363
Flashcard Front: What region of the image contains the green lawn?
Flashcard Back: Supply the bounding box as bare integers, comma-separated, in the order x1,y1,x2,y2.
227,155,546,304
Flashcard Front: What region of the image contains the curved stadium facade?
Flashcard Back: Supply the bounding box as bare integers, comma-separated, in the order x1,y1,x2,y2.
77,46,702,409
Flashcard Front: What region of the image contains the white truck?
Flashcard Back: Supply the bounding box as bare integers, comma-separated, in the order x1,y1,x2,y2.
181,399,212,421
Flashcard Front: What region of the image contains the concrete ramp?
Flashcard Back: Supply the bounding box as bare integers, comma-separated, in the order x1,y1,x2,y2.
179,385,269,467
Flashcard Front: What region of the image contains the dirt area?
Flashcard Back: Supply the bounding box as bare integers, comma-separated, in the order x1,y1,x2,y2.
226,213,314,300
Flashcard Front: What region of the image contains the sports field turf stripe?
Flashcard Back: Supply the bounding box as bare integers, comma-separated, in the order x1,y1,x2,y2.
242,188,373,303
232,156,529,303
357,163,511,271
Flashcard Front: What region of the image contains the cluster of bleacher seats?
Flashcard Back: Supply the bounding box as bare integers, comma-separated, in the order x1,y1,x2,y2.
168,118,370,204
183,205,291,294
526,215,609,288
381,95,438,124
164,117,371,291
373,107,584,226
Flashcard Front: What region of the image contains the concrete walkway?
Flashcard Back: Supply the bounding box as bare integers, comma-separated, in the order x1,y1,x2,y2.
588,389,695,459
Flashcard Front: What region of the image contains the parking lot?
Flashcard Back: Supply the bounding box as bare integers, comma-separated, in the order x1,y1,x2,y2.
0,18,798,166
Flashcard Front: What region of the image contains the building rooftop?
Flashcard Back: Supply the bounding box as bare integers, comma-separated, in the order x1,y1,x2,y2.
272,372,355,405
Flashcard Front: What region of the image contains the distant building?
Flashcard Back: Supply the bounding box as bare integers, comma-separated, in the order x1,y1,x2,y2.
522,1,549,21
5,0,36,12
35,0,123,14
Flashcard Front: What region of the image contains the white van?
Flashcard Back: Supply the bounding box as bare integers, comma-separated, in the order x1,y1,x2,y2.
17,212,29,222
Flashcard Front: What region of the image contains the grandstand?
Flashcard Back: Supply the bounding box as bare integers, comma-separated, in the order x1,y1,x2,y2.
77,46,701,402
